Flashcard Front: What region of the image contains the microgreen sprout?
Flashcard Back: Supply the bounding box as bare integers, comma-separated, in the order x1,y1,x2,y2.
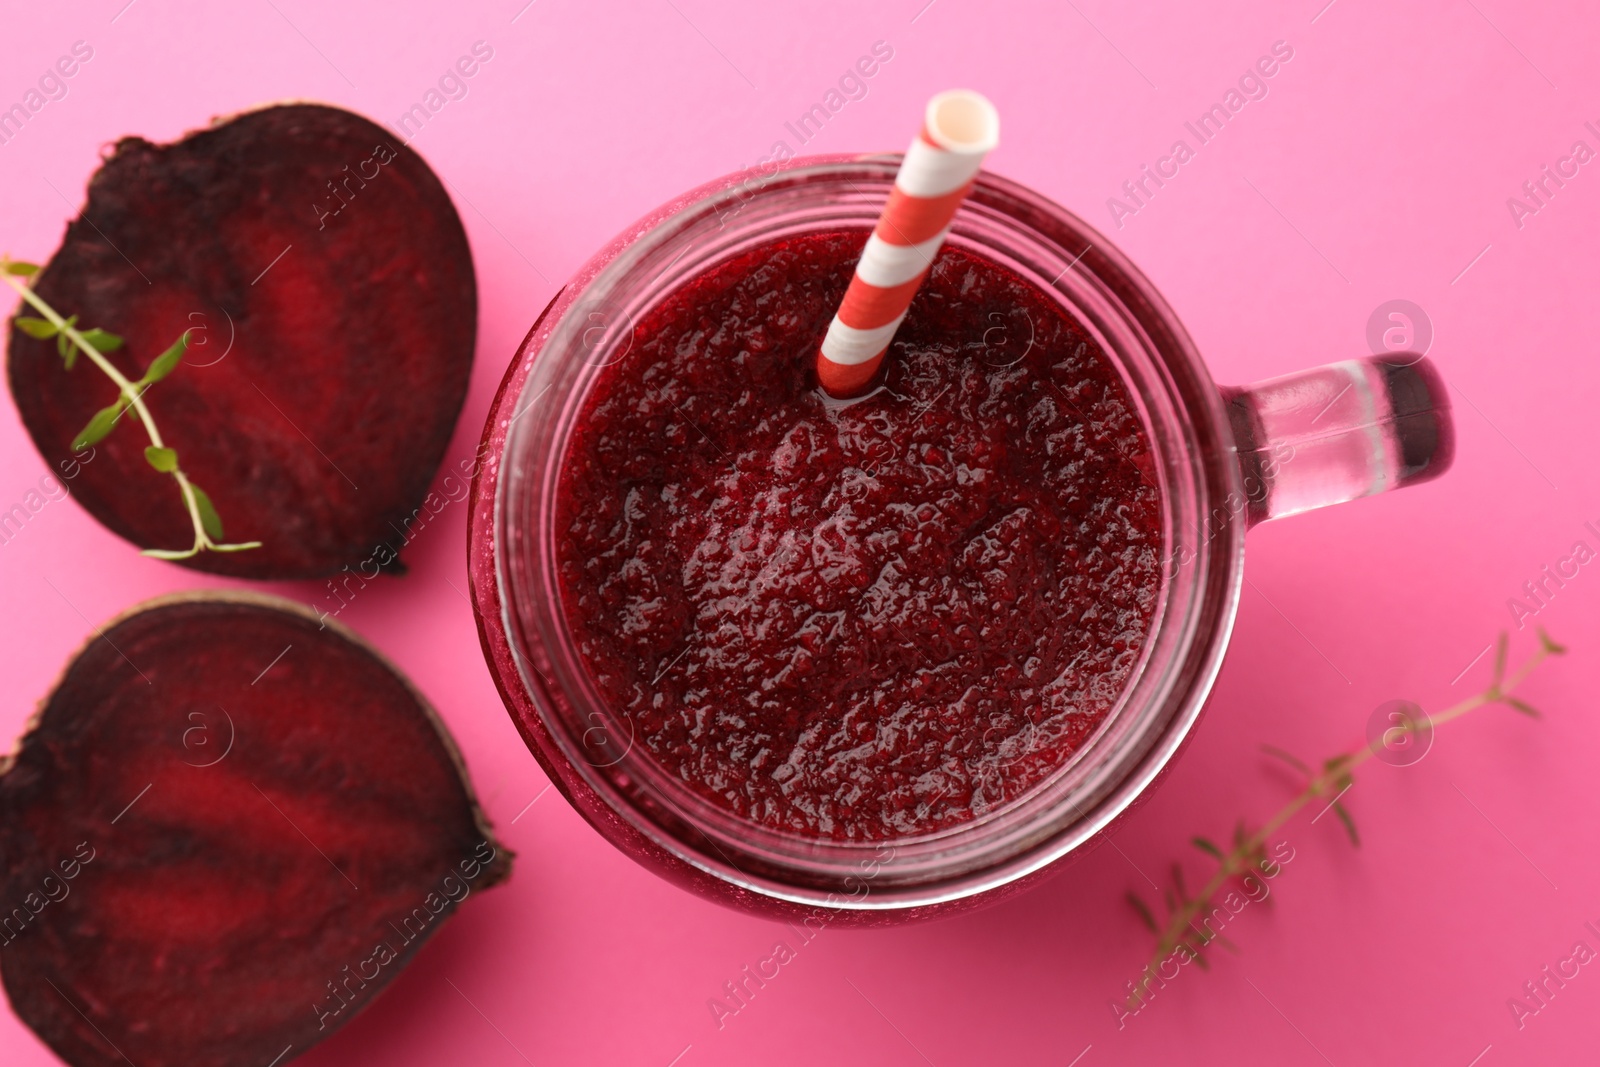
1126,629,1566,1009
3,256,260,559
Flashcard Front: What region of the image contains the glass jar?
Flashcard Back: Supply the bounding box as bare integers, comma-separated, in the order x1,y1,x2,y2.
466,156,1452,920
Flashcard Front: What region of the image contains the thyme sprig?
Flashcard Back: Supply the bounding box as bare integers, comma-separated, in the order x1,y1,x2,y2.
3,257,260,559
1127,629,1565,1008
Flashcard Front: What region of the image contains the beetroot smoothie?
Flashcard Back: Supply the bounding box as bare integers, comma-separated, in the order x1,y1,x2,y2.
555,231,1162,842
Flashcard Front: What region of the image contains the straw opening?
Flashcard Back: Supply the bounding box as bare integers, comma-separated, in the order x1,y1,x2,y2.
925,89,1000,155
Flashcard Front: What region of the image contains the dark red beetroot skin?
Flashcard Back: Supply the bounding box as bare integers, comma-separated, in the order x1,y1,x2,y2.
0,594,510,1067
6,103,476,579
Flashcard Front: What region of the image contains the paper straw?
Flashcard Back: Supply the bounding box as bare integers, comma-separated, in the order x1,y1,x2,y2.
816,89,1000,398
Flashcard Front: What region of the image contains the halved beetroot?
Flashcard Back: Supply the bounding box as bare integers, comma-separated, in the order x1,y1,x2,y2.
7,103,476,579
0,593,510,1067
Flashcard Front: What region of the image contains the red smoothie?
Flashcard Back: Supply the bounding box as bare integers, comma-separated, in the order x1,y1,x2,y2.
555,231,1162,841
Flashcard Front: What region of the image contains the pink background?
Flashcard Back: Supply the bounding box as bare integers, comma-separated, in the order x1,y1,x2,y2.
2,0,1597,1063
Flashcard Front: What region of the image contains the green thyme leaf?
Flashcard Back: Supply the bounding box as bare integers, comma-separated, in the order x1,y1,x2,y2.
1538,628,1567,656
1191,836,1224,861
1507,697,1542,718
1262,745,1310,775
14,316,56,339
189,482,224,540
72,402,126,450
80,328,124,353
1126,892,1158,934
3,260,40,276
144,446,178,473
142,333,188,385
1331,800,1360,848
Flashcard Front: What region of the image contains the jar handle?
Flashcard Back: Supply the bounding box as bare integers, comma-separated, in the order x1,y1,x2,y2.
1222,356,1455,525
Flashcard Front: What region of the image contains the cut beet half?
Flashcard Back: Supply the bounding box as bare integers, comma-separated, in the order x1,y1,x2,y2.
0,593,511,1067
6,103,476,579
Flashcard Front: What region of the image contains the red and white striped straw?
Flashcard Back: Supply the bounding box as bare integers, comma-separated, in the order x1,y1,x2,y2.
816,89,1000,398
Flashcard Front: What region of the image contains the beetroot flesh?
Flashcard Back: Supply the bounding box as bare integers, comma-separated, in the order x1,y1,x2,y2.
6,103,476,579
0,593,510,1067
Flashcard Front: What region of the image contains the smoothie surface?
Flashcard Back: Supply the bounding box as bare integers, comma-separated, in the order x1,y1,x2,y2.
556,231,1162,841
